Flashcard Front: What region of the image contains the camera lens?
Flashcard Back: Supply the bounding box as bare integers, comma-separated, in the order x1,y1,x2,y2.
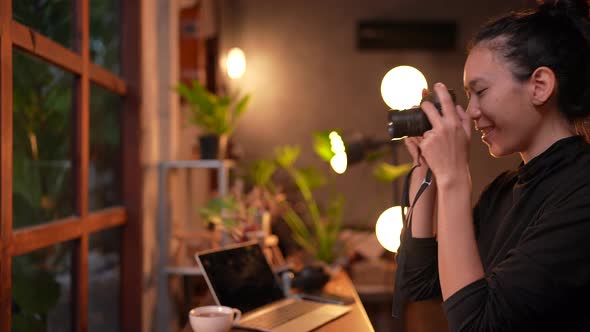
387,89,456,139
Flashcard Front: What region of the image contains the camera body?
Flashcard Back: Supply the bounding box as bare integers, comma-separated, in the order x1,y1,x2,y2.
387,90,456,139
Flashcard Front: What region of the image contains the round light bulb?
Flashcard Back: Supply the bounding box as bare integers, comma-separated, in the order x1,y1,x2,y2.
328,131,347,174
330,153,347,174
375,206,405,252
380,66,427,110
226,47,246,79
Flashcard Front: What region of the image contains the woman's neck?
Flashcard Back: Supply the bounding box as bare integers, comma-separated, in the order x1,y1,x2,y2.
520,112,575,164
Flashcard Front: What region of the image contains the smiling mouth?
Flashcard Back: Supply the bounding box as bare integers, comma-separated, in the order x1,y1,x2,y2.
478,127,494,143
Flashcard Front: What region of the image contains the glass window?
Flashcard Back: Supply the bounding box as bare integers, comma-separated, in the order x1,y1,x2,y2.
12,242,73,332
13,0,74,50
90,0,121,74
13,49,75,229
89,83,122,211
88,227,121,332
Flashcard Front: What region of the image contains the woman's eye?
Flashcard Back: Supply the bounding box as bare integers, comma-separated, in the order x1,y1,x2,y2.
475,88,487,96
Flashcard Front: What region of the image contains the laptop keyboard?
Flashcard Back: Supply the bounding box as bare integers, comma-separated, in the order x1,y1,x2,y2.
242,301,324,329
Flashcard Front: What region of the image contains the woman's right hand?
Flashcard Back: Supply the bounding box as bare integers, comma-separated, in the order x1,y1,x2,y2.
404,137,424,166
405,135,438,238
404,136,435,185
403,89,437,238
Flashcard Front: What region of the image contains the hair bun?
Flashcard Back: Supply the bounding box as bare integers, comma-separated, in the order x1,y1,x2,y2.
538,0,590,19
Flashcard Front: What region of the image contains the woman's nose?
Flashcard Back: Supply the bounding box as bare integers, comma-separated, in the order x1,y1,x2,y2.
466,101,481,120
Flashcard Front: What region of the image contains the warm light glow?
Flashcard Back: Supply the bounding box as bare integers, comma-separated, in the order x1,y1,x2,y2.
227,47,246,79
330,153,347,174
375,206,405,252
380,66,428,110
328,131,347,174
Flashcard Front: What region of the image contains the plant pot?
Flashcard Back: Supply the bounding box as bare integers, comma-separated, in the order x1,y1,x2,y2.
198,134,228,160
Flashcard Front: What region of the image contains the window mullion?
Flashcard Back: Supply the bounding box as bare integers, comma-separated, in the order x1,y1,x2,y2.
0,0,14,331
73,0,90,331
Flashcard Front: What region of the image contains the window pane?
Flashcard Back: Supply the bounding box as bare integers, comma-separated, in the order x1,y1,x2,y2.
13,0,73,50
13,50,75,229
12,242,73,332
89,84,122,211
88,227,121,332
90,0,121,74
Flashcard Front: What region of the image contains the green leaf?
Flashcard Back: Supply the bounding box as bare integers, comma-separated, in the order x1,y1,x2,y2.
372,162,413,182
198,196,239,226
282,207,311,240
233,94,251,119
221,217,239,229
246,159,277,186
292,232,316,256
298,167,326,189
217,96,231,108
12,269,61,314
11,313,45,332
173,80,249,136
313,131,335,162
326,194,344,233
274,145,300,167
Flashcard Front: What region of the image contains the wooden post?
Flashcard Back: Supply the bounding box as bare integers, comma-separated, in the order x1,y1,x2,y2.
0,0,14,331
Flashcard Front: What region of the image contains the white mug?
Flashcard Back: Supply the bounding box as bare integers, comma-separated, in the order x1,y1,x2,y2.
189,305,242,332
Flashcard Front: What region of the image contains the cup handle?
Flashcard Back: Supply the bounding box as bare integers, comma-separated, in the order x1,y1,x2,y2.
232,308,242,324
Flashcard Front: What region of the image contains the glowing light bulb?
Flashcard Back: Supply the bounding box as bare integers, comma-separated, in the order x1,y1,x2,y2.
328,131,347,174
375,206,405,252
226,47,246,79
380,66,428,110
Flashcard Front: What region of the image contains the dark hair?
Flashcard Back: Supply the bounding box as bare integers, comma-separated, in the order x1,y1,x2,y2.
470,0,590,137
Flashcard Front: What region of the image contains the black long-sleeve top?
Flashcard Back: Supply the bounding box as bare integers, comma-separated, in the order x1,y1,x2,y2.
398,136,590,331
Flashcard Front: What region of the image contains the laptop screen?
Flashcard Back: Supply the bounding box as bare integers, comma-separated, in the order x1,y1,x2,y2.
197,243,285,313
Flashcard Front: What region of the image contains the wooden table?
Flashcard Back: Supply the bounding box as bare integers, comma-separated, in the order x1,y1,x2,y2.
183,270,375,332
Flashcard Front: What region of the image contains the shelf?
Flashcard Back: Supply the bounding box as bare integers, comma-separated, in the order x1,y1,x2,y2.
156,158,235,331
159,159,235,169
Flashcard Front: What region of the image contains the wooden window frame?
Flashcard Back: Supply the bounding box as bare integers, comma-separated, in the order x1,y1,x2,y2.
0,0,143,331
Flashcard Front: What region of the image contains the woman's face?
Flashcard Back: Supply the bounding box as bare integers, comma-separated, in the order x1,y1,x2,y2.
463,43,540,158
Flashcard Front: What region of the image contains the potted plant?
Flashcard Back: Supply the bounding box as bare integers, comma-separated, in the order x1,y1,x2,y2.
196,144,343,264
271,145,345,265
174,80,250,159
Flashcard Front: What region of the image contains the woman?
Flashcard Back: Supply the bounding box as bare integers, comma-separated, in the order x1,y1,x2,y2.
396,0,590,330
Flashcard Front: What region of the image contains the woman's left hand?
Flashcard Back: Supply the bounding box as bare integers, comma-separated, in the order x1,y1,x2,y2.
419,83,472,188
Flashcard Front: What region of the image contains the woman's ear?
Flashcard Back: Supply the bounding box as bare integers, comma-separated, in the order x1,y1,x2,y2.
529,66,556,106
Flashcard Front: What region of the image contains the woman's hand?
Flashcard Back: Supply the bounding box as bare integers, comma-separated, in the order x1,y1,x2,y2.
419,83,472,188
404,137,425,166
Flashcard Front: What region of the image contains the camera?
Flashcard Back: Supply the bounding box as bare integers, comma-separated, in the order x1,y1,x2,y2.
387,90,456,139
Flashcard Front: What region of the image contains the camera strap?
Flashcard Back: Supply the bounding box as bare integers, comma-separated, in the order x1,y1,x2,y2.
392,158,433,318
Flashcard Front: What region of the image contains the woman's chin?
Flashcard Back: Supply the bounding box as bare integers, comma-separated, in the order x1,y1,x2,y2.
486,142,509,158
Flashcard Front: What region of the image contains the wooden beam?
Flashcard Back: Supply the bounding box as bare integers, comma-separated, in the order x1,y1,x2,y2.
120,0,144,330
11,218,82,256
10,208,127,257
12,21,82,75
73,0,90,330
86,207,127,233
12,21,127,97
90,63,127,95
0,0,13,330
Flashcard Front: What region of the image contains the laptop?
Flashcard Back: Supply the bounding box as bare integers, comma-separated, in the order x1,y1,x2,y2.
195,242,351,332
